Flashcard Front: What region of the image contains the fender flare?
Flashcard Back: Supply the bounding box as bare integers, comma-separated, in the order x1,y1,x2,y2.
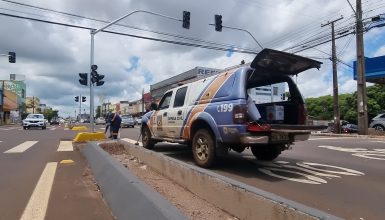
191,112,222,143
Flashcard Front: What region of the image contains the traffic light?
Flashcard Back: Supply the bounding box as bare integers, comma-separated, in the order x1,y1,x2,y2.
79,73,88,86
8,52,16,63
182,11,190,29
90,64,104,86
75,96,79,102
82,96,86,102
215,14,222,32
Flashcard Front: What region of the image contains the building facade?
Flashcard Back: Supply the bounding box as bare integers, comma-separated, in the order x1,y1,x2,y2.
150,67,221,102
1,80,26,124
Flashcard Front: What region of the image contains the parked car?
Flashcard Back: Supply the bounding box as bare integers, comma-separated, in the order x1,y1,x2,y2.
95,117,106,125
50,117,60,125
369,113,385,131
342,124,358,133
141,48,323,168
23,113,47,130
121,115,135,128
136,116,142,125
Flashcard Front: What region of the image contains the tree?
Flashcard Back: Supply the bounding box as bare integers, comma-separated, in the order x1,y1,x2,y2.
305,84,385,124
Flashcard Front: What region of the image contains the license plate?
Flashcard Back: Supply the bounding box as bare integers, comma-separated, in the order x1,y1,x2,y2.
271,133,289,142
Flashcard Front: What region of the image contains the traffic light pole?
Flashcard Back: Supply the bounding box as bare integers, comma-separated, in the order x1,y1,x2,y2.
89,10,181,132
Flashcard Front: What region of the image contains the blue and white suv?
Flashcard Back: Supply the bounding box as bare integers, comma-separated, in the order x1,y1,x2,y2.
141,49,322,167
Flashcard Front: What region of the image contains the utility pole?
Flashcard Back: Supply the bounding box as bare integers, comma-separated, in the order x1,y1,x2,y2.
79,94,82,122
322,16,343,134
355,0,368,135
142,88,144,115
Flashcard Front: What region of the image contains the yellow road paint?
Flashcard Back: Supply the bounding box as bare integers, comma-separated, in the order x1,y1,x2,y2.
73,132,106,142
71,126,88,131
60,159,75,164
20,162,57,220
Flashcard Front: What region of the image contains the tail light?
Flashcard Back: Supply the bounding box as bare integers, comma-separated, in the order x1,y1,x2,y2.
298,104,307,125
233,104,247,124
247,122,271,132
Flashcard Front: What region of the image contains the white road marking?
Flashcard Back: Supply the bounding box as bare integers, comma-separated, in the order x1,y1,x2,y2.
318,145,385,161
309,137,353,140
50,128,56,131
57,141,73,152
0,128,11,130
20,162,57,220
252,160,364,184
121,138,142,146
4,141,38,153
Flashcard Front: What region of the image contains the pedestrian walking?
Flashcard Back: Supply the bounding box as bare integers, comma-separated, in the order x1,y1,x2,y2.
110,112,122,139
104,112,112,138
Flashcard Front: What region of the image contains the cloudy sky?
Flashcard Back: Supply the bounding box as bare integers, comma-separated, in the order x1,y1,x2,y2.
0,0,384,117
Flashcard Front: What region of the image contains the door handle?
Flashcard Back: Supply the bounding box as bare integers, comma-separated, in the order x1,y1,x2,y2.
163,112,167,117
177,110,182,115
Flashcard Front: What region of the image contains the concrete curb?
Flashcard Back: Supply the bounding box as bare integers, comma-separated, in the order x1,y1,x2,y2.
311,132,385,139
80,142,187,220
119,139,342,220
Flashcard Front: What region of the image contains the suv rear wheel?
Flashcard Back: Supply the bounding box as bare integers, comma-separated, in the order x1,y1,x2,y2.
142,126,155,149
192,129,216,168
251,144,282,161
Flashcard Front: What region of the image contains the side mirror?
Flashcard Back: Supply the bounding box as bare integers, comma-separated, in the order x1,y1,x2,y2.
150,102,158,111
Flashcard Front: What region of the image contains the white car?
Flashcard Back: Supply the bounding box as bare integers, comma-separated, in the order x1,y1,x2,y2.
23,114,47,130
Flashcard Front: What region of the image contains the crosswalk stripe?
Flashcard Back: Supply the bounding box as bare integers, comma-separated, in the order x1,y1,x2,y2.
57,141,73,152
20,162,58,220
4,141,38,153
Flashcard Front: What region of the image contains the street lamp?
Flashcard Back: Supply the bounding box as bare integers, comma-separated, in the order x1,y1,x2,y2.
89,10,182,132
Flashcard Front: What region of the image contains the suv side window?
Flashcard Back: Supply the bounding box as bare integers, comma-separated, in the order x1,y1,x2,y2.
158,91,173,110
173,87,187,107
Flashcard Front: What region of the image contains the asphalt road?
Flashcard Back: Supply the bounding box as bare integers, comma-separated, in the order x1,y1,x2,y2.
118,126,385,220
0,124,113,220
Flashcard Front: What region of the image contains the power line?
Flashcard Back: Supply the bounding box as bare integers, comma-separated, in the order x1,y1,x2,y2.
0,0,260,52
0,11,259,55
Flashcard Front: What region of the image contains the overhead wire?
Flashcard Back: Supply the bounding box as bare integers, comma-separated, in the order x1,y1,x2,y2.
0,0,260,52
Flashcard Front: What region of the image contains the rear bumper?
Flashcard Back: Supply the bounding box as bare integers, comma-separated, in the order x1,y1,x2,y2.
239,130,310,145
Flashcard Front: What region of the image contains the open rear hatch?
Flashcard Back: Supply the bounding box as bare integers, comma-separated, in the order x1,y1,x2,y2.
250,48,322,77
248,49,325,132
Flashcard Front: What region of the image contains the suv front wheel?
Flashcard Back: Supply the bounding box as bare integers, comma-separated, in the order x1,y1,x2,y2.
192,129,216,168
142,126,155,149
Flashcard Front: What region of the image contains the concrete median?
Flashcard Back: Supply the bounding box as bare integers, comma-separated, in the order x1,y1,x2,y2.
81,142,187,220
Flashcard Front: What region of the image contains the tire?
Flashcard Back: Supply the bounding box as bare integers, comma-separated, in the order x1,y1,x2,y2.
23,126,26,130
42,126,46,130
251,144,282,161
373,125,385,131
142,126,155,149
192,129,216,168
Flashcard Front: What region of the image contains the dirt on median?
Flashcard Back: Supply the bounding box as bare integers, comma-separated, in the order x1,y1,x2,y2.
99,141,238,220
